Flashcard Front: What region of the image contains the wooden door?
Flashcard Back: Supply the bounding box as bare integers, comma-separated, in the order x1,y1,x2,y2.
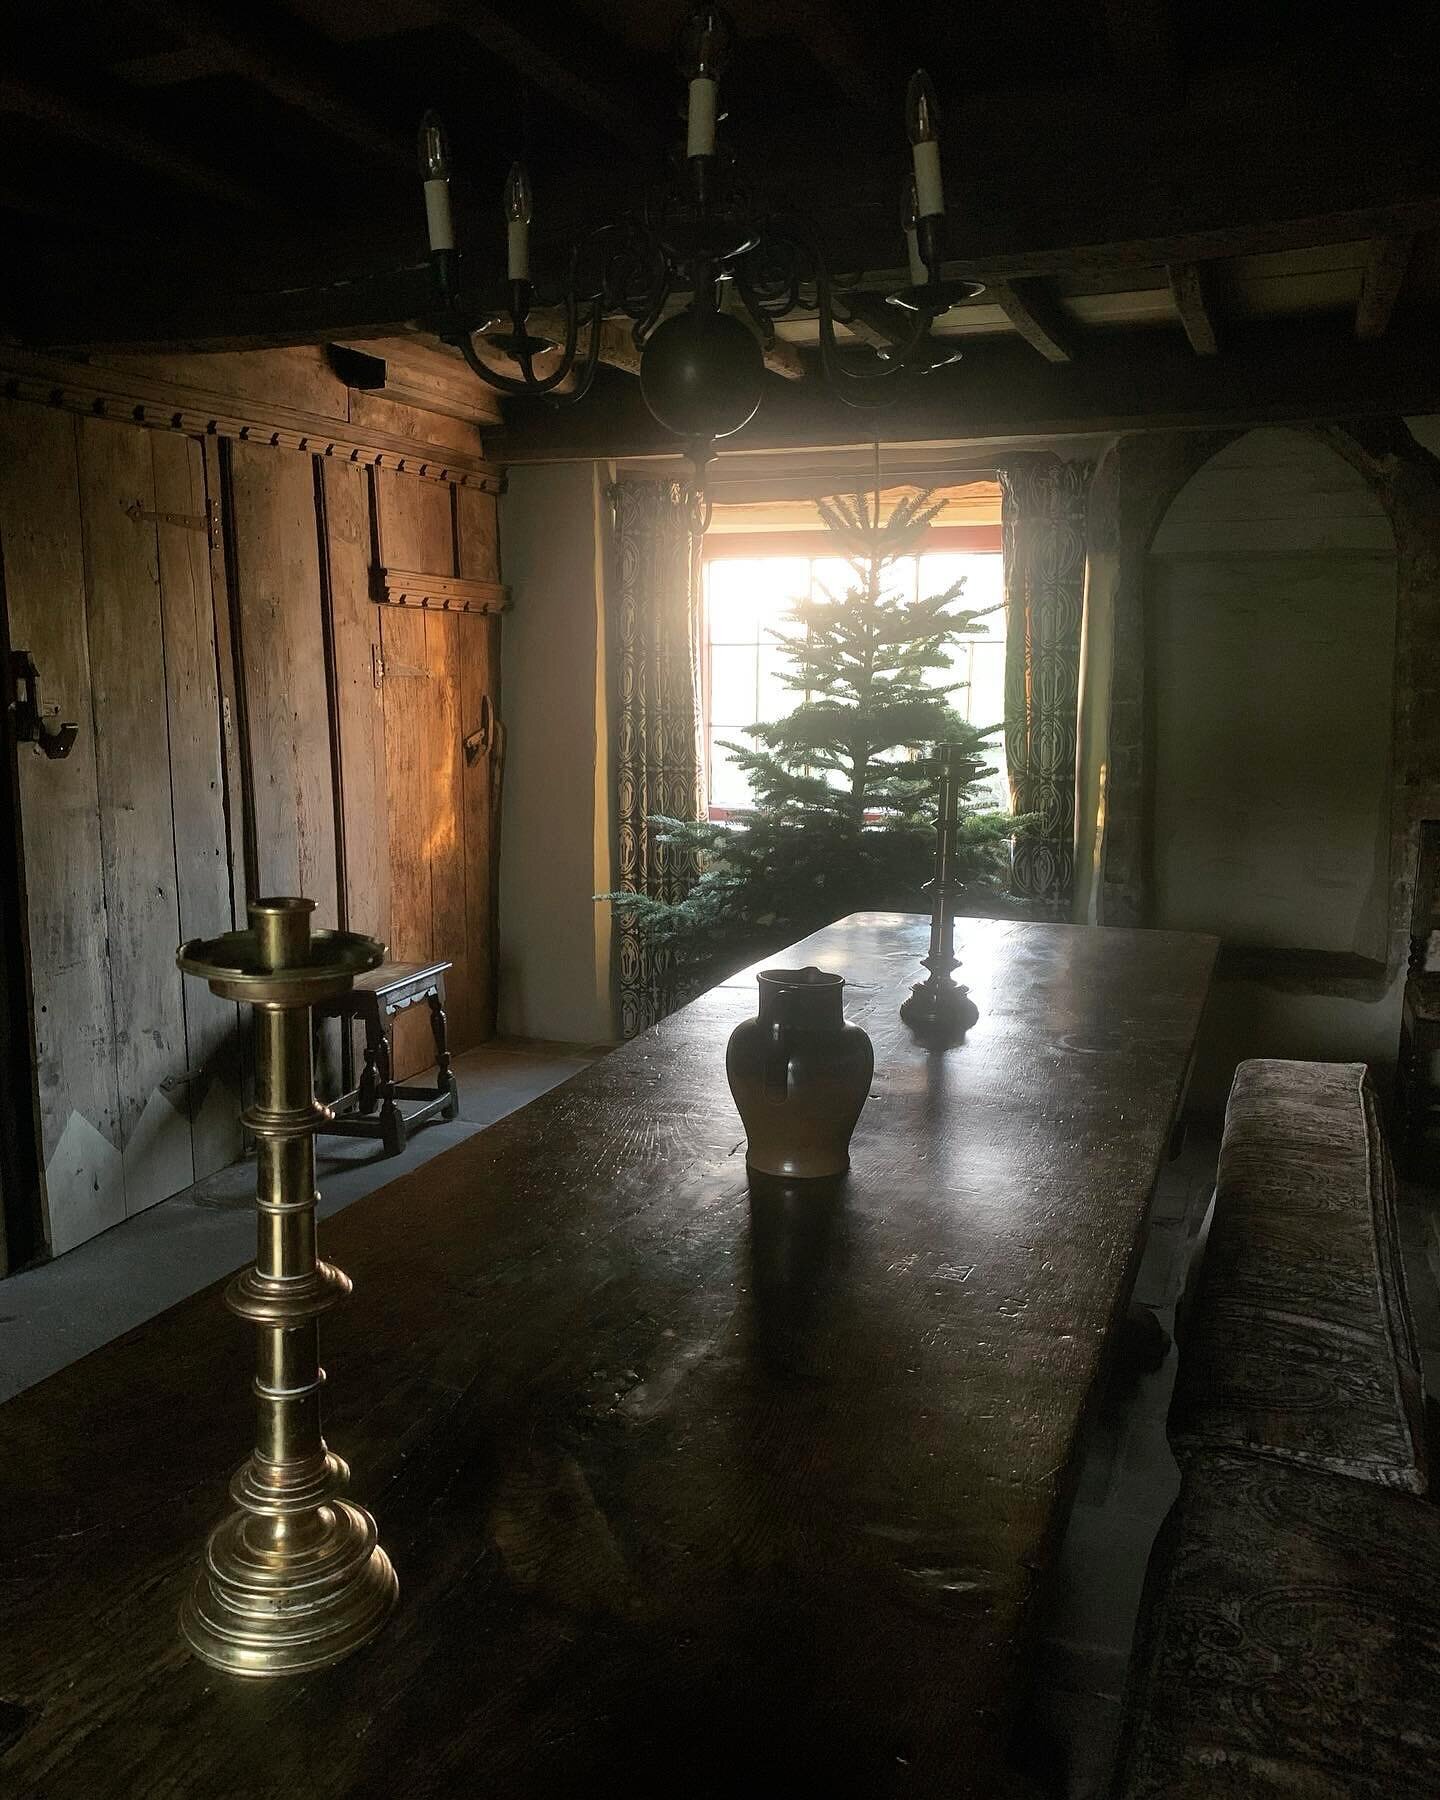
373,471,501,1077
0,404,239,1256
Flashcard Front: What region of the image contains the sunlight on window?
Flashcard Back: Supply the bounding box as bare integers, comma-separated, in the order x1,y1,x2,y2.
702,550,1007,817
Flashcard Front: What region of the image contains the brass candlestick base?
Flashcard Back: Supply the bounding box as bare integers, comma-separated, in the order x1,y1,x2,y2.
902,743,981,1046
900,970,980,1038
177,897,397,1678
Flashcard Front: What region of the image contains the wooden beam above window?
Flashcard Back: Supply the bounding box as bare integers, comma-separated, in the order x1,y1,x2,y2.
493,316,1440,460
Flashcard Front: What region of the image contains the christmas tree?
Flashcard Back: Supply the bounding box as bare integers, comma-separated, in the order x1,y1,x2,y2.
609,487,1017,986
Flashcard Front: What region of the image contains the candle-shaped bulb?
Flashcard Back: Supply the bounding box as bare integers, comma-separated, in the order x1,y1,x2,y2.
906,69,940,145
903,176,927,288
905,69,945,220
678,6,733,158
504,160,533,225
418,110,449,180
676,6,733,80
418,110,454,254
504,160,532,281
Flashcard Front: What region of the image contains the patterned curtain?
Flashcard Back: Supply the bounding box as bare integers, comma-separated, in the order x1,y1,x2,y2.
612,479,705,1037
1000,455,1093,913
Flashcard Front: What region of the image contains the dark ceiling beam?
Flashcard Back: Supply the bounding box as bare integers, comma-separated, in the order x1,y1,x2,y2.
427,1,660,155
1097,0,1182,103
784,2,880,111
111,45,227,87
0,73,271,213
1166,261,1220,354
989,279,1079,362
1355,233,1416,341
490,316,1440,461
120,0,412,166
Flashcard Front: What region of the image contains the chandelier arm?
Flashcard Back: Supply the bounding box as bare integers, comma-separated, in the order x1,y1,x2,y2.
549,299,606,409
515,276,581,391
733,266,779,348
450,331,550,399
631,261,676,353
813,256,941,393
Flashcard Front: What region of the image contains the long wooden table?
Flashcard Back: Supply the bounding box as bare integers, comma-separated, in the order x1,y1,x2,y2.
0,915,1216,1799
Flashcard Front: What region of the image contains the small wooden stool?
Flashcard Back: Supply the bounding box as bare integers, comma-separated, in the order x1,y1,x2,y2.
315,960,460,1156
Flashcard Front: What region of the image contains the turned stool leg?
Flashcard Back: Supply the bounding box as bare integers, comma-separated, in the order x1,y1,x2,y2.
429,987,460,1121
356,1004,383,1116
375,1026,407,1156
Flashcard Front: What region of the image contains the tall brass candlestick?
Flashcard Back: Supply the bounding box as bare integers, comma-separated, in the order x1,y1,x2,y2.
900,744,980,1040
176,897,397,1677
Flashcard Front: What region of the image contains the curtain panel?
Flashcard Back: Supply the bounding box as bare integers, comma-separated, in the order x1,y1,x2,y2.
611,478,705,1037
1000,455,1093,913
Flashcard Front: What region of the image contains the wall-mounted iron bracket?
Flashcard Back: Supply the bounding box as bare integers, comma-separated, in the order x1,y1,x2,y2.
9,651,79,760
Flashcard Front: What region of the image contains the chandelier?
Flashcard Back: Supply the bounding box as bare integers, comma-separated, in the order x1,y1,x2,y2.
417,6,978,522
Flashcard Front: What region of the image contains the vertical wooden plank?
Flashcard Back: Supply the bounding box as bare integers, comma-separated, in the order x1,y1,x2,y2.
77,417,193,1216
456,484,503,1047
379,604,433,1076
201,437,250,922
320,461,389,948
226,442,340,1094
375,469,455,1076
426,608,468,1038
226,442,338,921
0,401,124,1254
152,433,241,1181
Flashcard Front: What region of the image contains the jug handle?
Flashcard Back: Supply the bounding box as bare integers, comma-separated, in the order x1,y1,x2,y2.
764,1020,791,1100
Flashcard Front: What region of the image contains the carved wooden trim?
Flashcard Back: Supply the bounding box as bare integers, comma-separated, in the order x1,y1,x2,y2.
0,349,505,493
372,566,510,613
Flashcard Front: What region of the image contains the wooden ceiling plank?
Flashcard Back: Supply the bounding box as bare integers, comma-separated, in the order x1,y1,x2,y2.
1354,232,1417,341
0,72,272,213
121,0,411,166
783,2,880,111
990,278,1079,362
1098,0,1182,102
427,1,659,155
1166,260,1220,354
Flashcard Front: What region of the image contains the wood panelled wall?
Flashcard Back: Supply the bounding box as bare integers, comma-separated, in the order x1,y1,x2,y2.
0,367,503,1263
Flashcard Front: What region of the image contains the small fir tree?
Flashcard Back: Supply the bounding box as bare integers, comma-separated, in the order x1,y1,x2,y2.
609,487,1017,986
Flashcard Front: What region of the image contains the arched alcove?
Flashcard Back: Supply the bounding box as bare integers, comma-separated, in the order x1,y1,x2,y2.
1146,427,1398,967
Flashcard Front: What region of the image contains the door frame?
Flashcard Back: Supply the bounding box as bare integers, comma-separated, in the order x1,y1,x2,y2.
0,541,47,1271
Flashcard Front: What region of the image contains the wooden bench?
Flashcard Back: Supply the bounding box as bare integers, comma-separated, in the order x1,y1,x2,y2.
1113,1058,1435,1798
314,959,460,1156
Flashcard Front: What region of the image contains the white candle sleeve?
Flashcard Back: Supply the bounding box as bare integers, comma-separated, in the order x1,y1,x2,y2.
424,179,454,253
687,77,718,157
905,225,927,287
911,139,945,218
507,219,530,281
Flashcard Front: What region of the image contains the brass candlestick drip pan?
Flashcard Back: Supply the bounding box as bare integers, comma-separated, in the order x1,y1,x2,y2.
900,745,981,1043
176,897,398,1677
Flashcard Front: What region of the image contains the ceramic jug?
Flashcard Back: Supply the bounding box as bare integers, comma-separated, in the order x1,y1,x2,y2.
725,966,874,1179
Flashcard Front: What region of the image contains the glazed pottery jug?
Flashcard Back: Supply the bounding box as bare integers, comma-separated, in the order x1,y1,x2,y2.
726,966,874,1179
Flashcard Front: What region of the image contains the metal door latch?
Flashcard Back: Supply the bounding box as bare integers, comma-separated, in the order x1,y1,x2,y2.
8,651,79,759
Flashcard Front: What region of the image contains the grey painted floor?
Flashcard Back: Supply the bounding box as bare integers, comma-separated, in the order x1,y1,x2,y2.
0,1038,604,1403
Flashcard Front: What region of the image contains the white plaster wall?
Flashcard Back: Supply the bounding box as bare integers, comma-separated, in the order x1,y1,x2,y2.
1150,428,1396,956
1145,427,1402,1106
497,462,619,1044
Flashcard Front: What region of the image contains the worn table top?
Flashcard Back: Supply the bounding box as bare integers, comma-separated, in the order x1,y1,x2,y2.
0,915,1216,1800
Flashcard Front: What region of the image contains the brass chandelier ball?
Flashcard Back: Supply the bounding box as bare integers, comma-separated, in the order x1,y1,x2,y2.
639,308,765,442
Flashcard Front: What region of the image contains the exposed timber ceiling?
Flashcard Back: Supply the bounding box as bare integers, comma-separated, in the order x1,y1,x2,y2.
4,0,1440,456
